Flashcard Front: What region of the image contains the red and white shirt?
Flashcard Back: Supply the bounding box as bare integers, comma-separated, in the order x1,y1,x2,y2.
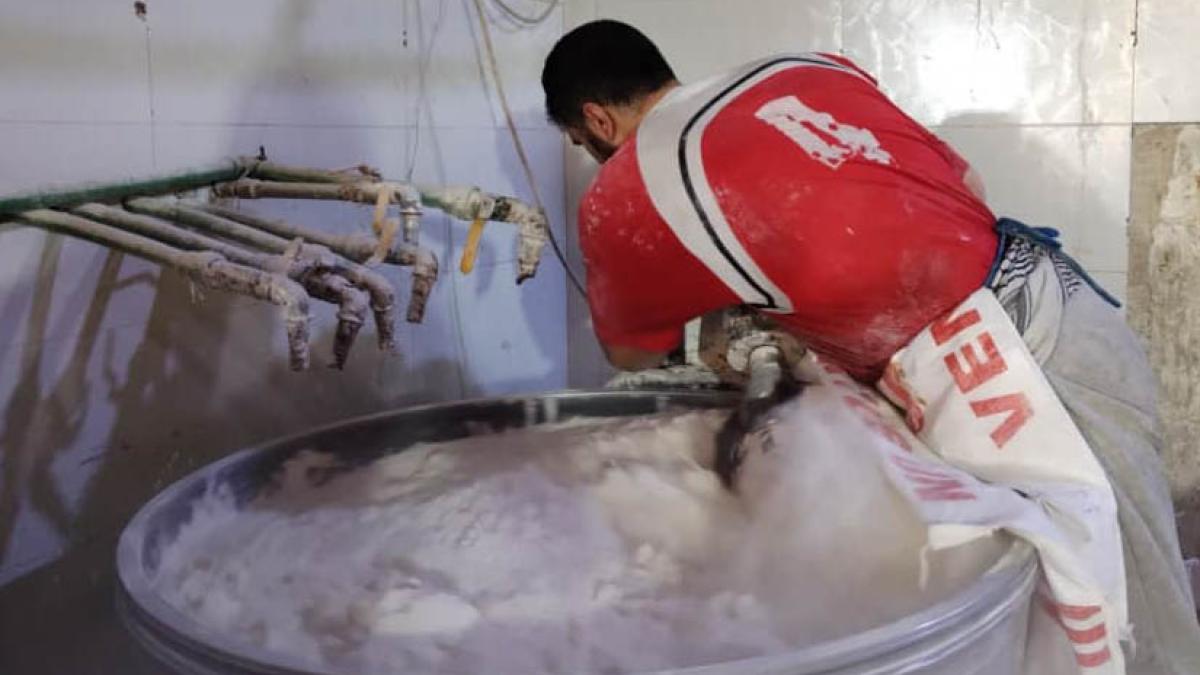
579,53,999,381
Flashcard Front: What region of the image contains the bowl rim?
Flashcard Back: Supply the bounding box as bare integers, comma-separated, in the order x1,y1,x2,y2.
116,389,1037,675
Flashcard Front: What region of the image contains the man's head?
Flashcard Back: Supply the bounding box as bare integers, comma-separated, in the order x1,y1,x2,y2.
542,20,678,162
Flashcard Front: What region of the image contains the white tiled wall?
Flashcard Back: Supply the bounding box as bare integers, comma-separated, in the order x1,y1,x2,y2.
934,124,1132,274
147,1,411,128
600,0,841,81
843,0,1135,126
0,0,566,584
563,121,609,387
564,0,1200,387
0,1,152,124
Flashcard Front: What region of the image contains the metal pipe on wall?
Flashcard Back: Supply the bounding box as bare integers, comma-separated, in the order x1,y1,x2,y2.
17,208,313,370
211,178,545,282
0,158,255,218
0,159,549,370
191,202,427,267
128,198,407,339
183,201,432,326
74,203,370,368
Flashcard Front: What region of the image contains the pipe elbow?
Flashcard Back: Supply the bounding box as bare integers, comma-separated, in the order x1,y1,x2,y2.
406,248,439,324
264,276,313,371
187,254,312,370
263,274,311,314
314,274,369,369
344,265,398,352
412,246,439,278
324,276,370,326
355,269,397,313
515,210,548,283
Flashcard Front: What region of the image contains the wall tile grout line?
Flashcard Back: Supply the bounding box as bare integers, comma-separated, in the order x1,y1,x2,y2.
0,119,560,133
141,10,158,169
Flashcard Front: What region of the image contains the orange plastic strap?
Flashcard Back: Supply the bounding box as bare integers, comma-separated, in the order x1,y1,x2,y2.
459,217,486,274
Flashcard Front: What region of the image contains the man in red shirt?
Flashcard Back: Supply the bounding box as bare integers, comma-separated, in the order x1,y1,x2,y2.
559,44,995,381
543,20,1200,673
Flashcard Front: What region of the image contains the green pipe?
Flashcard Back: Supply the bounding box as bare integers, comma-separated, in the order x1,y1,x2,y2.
17,208,196,265
249,161,376,185
126,197,288,254
195,202,355,252
72,203,265,268
0,158,256,219
18,207,313,370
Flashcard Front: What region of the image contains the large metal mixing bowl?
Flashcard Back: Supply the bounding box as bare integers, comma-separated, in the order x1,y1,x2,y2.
116,390,1036,675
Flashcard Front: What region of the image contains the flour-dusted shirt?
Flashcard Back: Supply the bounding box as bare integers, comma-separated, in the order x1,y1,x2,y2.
579,53,999,380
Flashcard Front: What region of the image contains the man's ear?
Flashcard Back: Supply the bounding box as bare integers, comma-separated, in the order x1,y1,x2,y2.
581,102,617,144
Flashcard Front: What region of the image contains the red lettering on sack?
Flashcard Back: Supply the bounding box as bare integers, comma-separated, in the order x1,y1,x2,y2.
842,395,913,452
828,365,917,453
890,454,934,472
970,393,1033,447
1075,647,1112,668
889,455,975,501
928,310,1035,451
1039,597,1106,626
881,362,925,433
1055,603,1103,621
1063,622,1108,644
931,308,982,345
842,394,873,413
910,475,976,502
1039,598,1111,666
944,332,1007,393
867,418,913,452
890,458,954,481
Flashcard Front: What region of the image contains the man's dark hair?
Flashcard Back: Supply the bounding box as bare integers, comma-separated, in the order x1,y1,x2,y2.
542,20,677,129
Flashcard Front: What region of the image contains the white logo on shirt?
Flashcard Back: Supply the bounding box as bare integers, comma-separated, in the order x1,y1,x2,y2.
755,95,893,169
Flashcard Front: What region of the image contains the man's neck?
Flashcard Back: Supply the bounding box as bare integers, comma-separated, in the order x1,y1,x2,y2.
639,81,681,118
611,82,683,153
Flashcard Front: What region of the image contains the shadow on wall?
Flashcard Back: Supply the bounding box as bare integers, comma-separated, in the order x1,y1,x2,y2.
0,261,470,672
0,4,444,671
937,111,1124,292
0,241,131,570
938,114,1198,555
0,268,548,674
936,111,1073,228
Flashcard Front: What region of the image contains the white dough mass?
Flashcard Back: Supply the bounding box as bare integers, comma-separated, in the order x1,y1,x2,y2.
153,394,1009,674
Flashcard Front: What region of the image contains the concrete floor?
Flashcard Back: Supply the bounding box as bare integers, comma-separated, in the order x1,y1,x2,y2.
0,543,163,674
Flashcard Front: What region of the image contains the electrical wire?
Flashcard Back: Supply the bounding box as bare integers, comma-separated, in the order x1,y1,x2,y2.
470,0,587,299
405,0,449,182
492,0,559,26
402,0,470,398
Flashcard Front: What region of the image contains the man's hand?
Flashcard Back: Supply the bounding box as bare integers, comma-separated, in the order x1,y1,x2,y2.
603,344,670,371
714,345,802,488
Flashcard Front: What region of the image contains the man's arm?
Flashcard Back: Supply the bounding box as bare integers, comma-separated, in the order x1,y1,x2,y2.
963,165,987,202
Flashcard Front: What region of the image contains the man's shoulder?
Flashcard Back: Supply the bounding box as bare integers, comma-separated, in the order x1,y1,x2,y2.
638,52,879,142
583,140,644,205
678,52,877,94
578,139,657,246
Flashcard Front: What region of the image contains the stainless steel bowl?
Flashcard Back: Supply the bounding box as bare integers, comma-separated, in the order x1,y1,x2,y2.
116,390,1036,675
